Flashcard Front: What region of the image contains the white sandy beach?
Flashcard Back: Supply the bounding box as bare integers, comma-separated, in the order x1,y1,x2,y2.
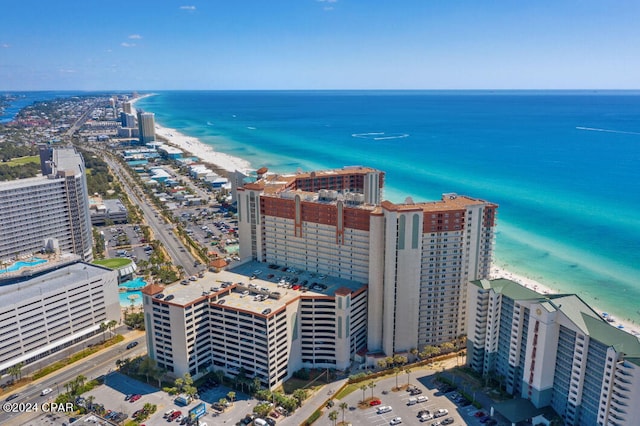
490,265,639,336
130,94,252,174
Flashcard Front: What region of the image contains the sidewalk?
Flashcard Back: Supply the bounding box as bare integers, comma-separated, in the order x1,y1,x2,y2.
279,378,348,426
1,327,144,397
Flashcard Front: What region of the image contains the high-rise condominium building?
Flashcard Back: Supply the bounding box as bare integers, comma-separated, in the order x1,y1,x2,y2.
142,267,367,390
237,166,497,354
137,111,156,144
467,278,640,426
0,146,93,262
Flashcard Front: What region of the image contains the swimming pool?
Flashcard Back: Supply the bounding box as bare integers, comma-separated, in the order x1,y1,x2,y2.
0,257,47,274
119,290,143,307
119,276,147,290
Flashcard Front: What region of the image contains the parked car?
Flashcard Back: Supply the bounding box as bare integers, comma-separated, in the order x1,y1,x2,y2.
390,417,402,425
370,399,382,406
441,418,455,425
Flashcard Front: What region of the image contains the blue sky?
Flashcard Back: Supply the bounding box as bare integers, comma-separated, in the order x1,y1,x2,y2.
1,1,639,90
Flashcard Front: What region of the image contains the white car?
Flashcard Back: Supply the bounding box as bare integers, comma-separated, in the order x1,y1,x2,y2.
40,388,53,396
434,408,449,418
417,395,429,403
377,406,393,414
390,417,402,425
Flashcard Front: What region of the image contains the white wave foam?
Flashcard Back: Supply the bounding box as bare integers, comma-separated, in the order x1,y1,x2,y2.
576,126,640,135
352,132,410,140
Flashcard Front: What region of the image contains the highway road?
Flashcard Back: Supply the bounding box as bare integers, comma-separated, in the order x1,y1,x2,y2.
86,145,200,277
1,335,147,426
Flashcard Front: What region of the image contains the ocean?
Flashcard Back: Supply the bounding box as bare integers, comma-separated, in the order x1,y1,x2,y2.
136,90,640,324
6,90,638,324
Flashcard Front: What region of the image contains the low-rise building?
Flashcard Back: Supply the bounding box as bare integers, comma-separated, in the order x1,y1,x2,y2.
0,261,120,375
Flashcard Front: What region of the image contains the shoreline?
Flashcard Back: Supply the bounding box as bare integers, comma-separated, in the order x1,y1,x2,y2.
490,266,639,336
131,94,252,174
129,93,640,339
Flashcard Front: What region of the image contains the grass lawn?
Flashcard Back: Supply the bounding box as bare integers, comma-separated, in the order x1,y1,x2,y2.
93,258,132,268
5,155,39,166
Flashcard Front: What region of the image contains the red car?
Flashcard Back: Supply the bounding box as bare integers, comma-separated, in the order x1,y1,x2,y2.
474,411,486,417
169,411,182,421
129,394,141,403
369,399,382,406
292,285,301,290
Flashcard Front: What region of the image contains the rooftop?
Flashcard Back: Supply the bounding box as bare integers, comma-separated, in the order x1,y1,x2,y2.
474,278,640,362
143,260,367,315
0,261,114,300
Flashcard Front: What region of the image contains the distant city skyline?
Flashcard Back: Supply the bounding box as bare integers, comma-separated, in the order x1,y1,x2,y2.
1,1,639,90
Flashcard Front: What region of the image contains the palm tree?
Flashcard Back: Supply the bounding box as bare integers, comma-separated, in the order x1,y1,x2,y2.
368,381,376,399
293,389,307,407
377,359,387,369
85,395,95,411
328,410,338,426
108,319,118,337
405,368,412,386
410,347,419,361
99,322,108,342
393,367,401,389
360,384,367,403
339,402,348,424
253,376,262,394
227,391,236,405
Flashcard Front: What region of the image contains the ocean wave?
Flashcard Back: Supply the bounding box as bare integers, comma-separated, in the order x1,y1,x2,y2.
576,126,640,135
352,132,409,140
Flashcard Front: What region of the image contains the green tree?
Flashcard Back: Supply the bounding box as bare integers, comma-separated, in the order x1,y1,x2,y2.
227,391,236,405
420,345,441,359
329,410,338,426
339,402,348,424
368,381,376,399
293,389,307,407
360,384,367,403
377,359,387,369
440,341,455,354
393,367,401,389
253,402,271,418
405,368,412,386
99,322,108,342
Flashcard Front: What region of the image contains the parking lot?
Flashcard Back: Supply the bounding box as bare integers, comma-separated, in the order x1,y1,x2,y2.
101,224,153,264
55,372,266,426
313,366,506,426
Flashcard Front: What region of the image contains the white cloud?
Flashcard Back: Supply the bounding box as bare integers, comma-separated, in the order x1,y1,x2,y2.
128,34,142,39
59,68,77,74
317,0,337,3
180,5,196,10
1,43,9,48
324,6,334,11
120,42,136,48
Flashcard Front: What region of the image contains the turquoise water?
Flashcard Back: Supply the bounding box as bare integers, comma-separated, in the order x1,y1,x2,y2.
119,290,143,307
137,91,640,324
119,276,147,290
118,277,146,307
0,257,47,274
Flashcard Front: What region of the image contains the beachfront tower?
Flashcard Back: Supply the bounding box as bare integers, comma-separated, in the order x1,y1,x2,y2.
237,166,497,359
0,146,93,262
137,111,156,144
